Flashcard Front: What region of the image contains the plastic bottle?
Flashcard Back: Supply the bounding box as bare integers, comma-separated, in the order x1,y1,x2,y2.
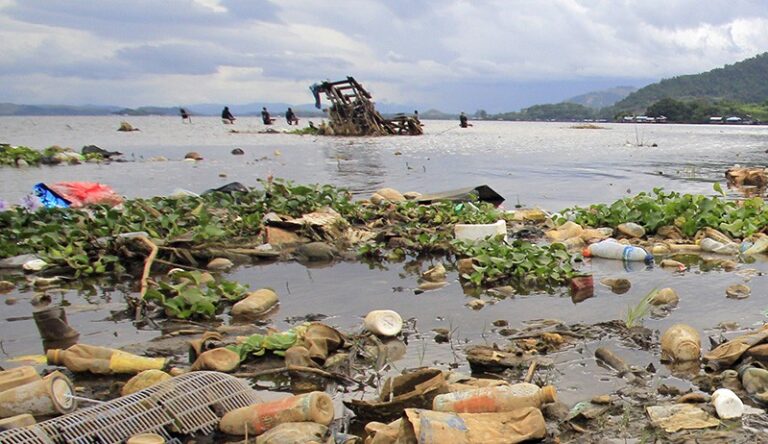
743,236,768,255
364,310,403,337
47,344,167,375
432,382,557,413
190,347,241,372
583,239,653,263
660,324,700,363
711,388,744,419
738,366,768,403
126,433,165,444
0,371,76,417
0,366,42,392
219,391,334,436
230,289,279,318
699,238,740,255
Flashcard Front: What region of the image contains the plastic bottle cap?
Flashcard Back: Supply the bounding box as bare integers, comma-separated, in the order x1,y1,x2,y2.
582,247,592,257
46,349,62,365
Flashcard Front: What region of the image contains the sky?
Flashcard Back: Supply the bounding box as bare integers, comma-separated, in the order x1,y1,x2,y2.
1,0,768,113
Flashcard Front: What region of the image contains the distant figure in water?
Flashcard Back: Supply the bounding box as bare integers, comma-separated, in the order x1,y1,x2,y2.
262,107,276,125
285,107,299,125
179,107,191,123
459,112,472,128
221,106,236,124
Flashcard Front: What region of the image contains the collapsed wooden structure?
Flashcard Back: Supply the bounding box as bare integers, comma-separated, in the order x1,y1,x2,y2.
312,77,422,136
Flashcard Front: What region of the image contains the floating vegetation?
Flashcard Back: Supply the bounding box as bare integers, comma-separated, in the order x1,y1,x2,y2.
557,185,768,238
0,144,104,167
144,270,249,319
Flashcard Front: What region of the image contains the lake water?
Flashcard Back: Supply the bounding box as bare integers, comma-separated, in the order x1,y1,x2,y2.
2,116,768,404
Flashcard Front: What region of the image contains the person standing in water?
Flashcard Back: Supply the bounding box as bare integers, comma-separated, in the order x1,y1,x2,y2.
285,107,299,125
221,106,236,124
262,107,276,125
459,112,472,128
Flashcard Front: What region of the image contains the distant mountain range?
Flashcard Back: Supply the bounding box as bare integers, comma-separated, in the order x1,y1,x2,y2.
0,100,423,118
614,52,768,112
565,86,637,109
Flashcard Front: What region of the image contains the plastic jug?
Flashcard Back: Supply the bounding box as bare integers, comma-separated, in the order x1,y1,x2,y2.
47,344,167,375
660,324,700,362
219,391,334,436
711,388,743,419
432,382,556,413
583,239,653,263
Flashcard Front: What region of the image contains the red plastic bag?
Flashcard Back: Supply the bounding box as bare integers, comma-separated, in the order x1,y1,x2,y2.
47,182,123,208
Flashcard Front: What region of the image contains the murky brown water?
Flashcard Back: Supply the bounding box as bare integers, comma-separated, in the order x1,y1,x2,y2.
2,117,768,405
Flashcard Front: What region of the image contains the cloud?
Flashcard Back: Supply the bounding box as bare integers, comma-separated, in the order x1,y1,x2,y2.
0,0,767,111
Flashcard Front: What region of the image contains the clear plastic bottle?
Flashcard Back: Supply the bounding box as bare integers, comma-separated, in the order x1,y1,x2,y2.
583,239,653,263
432,382,557,413
699,238,740,255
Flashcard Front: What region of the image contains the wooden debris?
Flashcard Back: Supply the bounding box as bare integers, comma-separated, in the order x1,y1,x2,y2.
314,77,423,136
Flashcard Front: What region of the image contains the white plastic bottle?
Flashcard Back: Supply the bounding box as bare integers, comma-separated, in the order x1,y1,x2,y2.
583,239,653,263
711,388,743,419
699,238,739,255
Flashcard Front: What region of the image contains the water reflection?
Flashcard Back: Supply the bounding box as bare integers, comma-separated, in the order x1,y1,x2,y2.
323,141,386,196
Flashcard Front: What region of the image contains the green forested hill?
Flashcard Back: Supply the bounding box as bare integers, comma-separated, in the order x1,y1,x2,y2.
614,52,768,112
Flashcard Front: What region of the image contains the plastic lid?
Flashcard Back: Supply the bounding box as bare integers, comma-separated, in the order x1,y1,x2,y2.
582,247,592,257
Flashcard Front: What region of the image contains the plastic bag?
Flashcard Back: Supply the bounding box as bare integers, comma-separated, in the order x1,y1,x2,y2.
35,182,123,208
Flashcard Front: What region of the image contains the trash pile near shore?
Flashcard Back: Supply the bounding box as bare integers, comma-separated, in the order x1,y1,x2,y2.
2,179,768,442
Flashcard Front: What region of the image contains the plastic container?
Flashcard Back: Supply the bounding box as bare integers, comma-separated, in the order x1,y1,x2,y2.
454,220,507,242
231,289,279,318
219,391,334,436
126,433,165,444
432,382,556,413
190,348,241,372
617,222,645,238
402,407,547,443
743,236,768,255
32,307,80,350
583,239,653,263
545,221,583,242
699,238,740,255
0,366,42,393
0,413,36,431
711,388,743,419
121,369,172,396
0,371,76,417
739,366,768,402
660,324,700,362
47,344,167,375
364,310,403,337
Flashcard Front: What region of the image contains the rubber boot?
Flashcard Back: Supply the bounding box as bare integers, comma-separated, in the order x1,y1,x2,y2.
33,306,79,351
